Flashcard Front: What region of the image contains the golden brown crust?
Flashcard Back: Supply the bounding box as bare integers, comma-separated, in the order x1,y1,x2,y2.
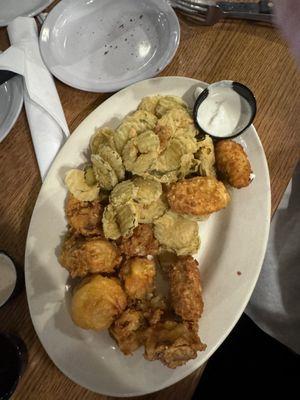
66,194,103,237
119,257,156,300
59,235,122,278
119,224,159,258
143,320,206,368
167,176,230,216
169,256,204,321
215,140,252,188
71,275,127,331
109,309,146,355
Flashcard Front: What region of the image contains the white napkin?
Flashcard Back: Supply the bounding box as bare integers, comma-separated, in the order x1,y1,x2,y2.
0,17,69,180
246,163,300,354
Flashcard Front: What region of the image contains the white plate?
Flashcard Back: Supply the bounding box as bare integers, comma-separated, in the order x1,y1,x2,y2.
0,76,23,143
25,77,271,397
39,0,180,92
0,0,54,27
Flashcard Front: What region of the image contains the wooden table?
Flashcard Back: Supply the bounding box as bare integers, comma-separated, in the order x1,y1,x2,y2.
0,2,299,399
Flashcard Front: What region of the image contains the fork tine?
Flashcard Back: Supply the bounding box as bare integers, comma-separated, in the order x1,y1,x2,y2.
180,11,207,23
172,2,208,17
175,0,209,14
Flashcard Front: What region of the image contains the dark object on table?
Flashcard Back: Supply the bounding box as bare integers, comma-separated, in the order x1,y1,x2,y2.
0,70,17,86
192,314,299,398
0,251,24,308
0,333,28,400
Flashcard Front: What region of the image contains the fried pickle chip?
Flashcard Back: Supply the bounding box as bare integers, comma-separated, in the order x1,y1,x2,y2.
116,202,139,237
126,110,157,130
114,111,157,154
110,180,138,206
97,144,125,180
133,177,162,205
91,154,118,191
103,201,139,239
195,135,216,177
119,257,156,300
137,195,168,224
114,121,140,154
59,235,122,278
84,166,97,187
155,96,188,118
138,95,161,114
156,108,197,139
102,204,121,240
167,176,230,216
154,211,200,256
177,153,199,179
122,132,159,175
90,127,116,154
65,169,99,202
71,275,127,331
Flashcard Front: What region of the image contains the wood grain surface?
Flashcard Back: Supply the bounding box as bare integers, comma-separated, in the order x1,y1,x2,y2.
0,1,299,399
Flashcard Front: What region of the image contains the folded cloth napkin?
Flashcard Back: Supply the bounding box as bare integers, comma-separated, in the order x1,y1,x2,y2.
0,16,69,180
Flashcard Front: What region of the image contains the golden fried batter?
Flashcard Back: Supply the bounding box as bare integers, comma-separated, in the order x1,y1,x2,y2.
119,257,156,300
144,320,206,368
66,194,103,237
119,224,159,258
71,275,127,331
215,140,252,188
169,256,204,321
109,309,145,355
137,295,169,326
60,235,121,278
167,176,230,216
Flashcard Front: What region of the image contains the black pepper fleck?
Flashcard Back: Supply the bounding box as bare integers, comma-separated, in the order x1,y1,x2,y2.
125,38,128,41
130,18,133,22
139,15,143,19
104,51,109,55
119,24,124,29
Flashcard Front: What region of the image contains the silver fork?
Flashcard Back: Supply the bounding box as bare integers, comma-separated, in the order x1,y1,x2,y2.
170,0,273,25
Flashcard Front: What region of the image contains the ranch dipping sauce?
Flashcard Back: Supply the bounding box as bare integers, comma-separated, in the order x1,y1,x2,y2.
0,252,17,307
193,81,256,139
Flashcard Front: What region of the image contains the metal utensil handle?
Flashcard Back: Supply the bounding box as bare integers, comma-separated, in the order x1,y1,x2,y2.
221,10,273,23
218,1,273,14
0,70,17,86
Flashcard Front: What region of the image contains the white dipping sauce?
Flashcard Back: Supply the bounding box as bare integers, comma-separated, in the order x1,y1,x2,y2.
0,253,17,306
196,83,251,138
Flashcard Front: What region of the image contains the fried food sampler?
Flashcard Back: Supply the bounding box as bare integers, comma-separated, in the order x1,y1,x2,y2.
119,224,159,258
119,257,156,300
144,320,206,368
65,194,103,237
167,176,230,216
215,140,252,188
60,235,121,278
109,309,145,355
169,256,204,321
71,275,127,331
